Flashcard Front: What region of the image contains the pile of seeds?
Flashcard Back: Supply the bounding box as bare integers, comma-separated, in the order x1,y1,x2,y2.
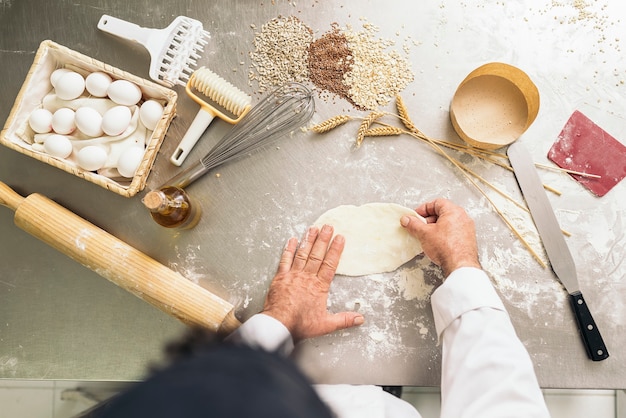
248,16,314,92
342,21,414,110
249,16,414,110
307,24,357,108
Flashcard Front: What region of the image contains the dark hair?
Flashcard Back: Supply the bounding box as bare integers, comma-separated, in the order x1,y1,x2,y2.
91,328,334,418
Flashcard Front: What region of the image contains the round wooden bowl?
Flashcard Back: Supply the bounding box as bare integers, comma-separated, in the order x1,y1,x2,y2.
449,62,540,150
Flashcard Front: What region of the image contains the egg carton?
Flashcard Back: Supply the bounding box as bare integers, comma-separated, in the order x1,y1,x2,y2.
0,40,178,197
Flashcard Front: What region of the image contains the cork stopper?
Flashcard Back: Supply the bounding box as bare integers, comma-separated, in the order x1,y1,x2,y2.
142,190,167,211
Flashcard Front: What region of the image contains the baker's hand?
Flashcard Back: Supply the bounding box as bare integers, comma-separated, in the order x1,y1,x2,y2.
262,225,365,342
400,198,481,277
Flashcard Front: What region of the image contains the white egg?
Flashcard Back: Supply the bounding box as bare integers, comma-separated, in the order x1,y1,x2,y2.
107,80,142,106
55,71,85,101
75,107,104,137
50,68,72,88
85,72,113,97
117,145,145,178
77,146,108,171
51,108,76,135
102,106,132,136
28,108,53,133
43,134,73,158
139,100,164,131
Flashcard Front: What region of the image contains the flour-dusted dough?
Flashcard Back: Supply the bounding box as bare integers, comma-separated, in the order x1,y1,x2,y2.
313,203,426,276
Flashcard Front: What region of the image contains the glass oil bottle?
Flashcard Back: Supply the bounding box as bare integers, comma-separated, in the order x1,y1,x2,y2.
142,186,201,229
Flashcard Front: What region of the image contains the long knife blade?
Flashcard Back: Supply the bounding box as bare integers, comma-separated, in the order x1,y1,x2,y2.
507,141,609,361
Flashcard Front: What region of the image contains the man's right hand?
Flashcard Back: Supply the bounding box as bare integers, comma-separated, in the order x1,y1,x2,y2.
261,225,365,343
400,198,481,277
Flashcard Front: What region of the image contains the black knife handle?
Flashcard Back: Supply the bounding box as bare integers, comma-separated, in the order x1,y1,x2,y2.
569,291,609,361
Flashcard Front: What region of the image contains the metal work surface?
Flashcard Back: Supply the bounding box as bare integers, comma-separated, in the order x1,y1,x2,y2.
1,0,624,388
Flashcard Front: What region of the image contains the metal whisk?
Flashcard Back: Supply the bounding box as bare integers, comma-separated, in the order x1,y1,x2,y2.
161,82,315,189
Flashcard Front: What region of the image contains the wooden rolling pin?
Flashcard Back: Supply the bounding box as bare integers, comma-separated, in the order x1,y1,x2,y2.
0,181,240,334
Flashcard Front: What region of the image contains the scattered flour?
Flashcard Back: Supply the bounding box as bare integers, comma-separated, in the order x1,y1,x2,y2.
322,257,440,363
74,228,92,251
464,180,570,318
394,259,435,301
0,356,18,377
169,244,207,284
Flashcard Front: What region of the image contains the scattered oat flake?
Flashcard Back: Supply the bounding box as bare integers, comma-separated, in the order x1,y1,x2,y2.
342,20,415,110
248,15,314,92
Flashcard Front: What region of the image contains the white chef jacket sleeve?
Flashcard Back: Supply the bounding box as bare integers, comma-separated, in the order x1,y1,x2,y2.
432,267,550,418
226,313,295,356
228,314,421,418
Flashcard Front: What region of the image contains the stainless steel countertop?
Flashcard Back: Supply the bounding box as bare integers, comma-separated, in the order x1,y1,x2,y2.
1,0,624,388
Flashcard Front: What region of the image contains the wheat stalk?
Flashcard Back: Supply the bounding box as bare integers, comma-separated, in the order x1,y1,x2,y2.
306,97,561,266
355,111,385,148
422,137,563,195
309,115,353,133
364,126,405,137
534,163,601,179
393,97,547,266
395,94,420,134
381,133,545,263
406,131,548,268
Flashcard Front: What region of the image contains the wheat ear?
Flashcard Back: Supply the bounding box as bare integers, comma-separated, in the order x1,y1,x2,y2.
309,115,353,134
364,126,405,137
395,95,420,133
355,111,385,148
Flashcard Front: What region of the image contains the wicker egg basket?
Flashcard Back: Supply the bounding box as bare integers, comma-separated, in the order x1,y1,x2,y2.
0,40,177,197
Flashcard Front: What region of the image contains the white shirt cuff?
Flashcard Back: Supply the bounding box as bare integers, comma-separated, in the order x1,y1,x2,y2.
431,267,506,339
226,313,295,356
